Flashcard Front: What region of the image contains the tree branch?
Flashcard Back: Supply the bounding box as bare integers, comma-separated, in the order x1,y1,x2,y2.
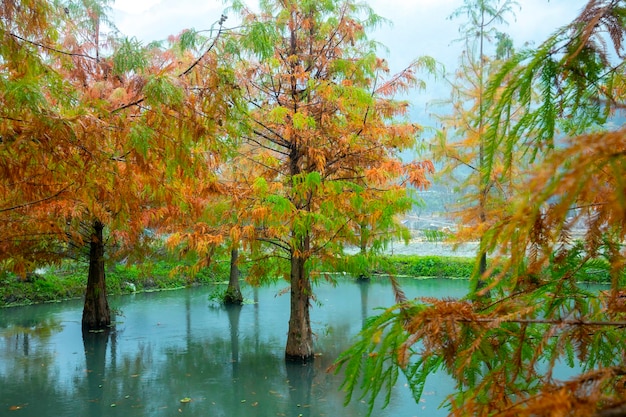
9,32,96,59
463,317,626,327
256,236,291,253
596,403,626,417
0,183,73,213
180,14,227,77
112,15,227,113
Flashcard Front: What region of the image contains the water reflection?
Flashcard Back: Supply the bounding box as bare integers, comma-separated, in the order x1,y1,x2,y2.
0,278,468,416
83,329,110,417
358,278,370,329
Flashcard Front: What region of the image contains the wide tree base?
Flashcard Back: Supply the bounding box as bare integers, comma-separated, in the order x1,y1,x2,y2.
285,352,315,363
223,287,243,305
82,221,111,331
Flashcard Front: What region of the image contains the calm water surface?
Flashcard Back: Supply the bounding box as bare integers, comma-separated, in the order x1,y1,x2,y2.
0,278,468,417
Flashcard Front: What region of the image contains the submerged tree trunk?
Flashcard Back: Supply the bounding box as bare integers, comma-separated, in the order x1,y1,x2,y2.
82,221,111,330
224,247,243,305
285,249,314,362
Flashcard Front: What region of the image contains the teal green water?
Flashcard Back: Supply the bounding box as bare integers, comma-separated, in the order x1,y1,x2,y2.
0,278,467,417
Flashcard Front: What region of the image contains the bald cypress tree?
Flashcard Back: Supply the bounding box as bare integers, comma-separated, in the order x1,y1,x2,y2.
0,0,234,329
224,0,434,362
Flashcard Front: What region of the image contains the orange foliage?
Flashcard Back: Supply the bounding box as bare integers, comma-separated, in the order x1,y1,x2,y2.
0,3,232,273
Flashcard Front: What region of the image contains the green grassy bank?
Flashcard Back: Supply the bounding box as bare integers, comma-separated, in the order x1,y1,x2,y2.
0,260,227,308
386,255,477,279
0,254,612,308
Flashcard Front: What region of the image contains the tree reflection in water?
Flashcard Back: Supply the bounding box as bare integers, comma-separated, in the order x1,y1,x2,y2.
83,328,109,417
0,279,468,416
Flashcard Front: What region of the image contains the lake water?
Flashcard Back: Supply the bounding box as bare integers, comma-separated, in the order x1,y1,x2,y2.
0,278,468,416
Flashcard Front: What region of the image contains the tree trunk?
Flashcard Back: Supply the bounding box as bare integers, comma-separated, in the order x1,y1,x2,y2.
358,222,371,280
224,247,243,305
479,250,487,276
477,7,489,291
82,221,111,330
359,221,369,256
285,252,314,362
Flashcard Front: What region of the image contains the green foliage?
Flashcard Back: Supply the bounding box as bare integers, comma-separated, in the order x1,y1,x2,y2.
207,285,228,305
112,37,149,75
268,106,289,124
292,112,316,130
178,28,200,52
449,0,521,40
4,78,47,112
334,283,624,416
337,3,626,416
266,195,294,216
0,251,614,309
0,255,227,307
0,267,84,307
143,74,184,107
207,284,248,305
388,255,476,279
484,26,612,176
422,229,453,242
332,302,429,415
339,252,385,279
129,123,154,158
252,177,268,197
242,21,279,60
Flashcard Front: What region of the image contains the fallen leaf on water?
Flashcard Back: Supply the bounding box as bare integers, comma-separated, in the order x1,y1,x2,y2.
179,397,192,403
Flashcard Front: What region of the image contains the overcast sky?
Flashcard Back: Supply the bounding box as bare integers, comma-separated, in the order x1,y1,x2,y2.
110,0,589,122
